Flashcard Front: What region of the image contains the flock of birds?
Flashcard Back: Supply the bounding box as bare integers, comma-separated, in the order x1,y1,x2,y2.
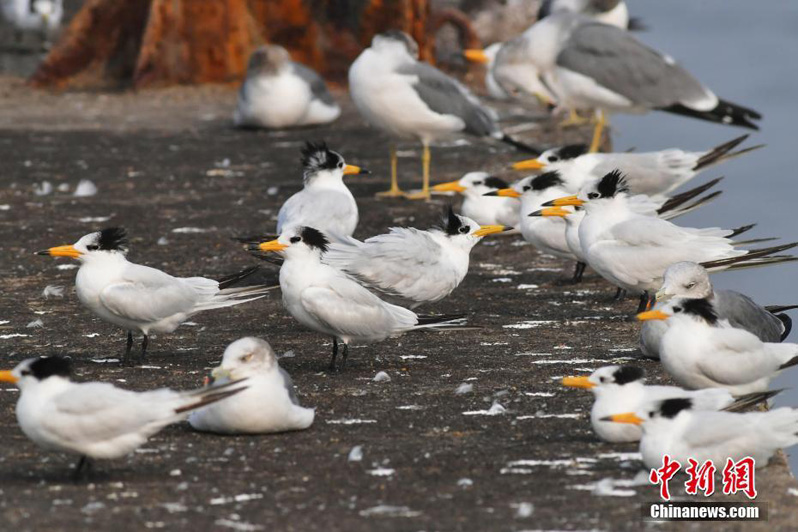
4,0,798,489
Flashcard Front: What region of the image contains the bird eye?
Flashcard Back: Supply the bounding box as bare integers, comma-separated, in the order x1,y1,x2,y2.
685,283,695,289
588,192,599,199
86,245,99,251
548,156,559,162
474,181,482,186
241,353,254,363
290,236,301,243
649,411,656,417
459,226,470,234
523,186,530,192
673,306,681,313
599,376,606,383
20,370,30,376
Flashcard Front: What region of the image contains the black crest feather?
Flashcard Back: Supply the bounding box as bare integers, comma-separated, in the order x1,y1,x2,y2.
442,206,466,236
29,356,71,380
555,144,589,161
300,141,343,180
529,171,563,191
613,365,645,385
597,170,629,198
483,176,509,190
299,226,329,253
97,227,129,252
659,398,693,419
680,298,719,325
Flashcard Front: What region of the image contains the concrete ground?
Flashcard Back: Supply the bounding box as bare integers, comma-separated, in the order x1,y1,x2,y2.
0,79,796,531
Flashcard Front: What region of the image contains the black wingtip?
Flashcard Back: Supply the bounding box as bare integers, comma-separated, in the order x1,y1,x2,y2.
660,100,761,131
500,134,542,156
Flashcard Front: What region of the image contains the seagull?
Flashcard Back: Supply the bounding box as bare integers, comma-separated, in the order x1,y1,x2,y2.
637,298,798,395
520,12,762,151
277,141,368,238
1,0,63,40
562,364,775,443
511,135,761,196
603,397,798,470
189,337,314,434
544,171,796,310
234,45,341,129
322,208,512,308
0,355,247,479
431,172,520,229
252,226,466,370
37,227,274,363
348,30,540,200
640,261,797,358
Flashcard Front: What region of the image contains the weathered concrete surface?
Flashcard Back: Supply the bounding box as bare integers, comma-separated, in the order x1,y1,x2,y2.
0,80,796,531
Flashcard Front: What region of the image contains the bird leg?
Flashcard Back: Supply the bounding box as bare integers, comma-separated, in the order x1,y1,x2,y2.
559,109,592,128
341,343,350,370
375,144,406,198
636,291,653,314
572,261,586,283
404,142,432,200
122,331,134,366
613,287,627,301
588,110,607,153
140,335,149,364
72,456,93,482
328,338,339,371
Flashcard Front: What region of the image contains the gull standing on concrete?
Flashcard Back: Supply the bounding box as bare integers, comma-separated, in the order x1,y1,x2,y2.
189,337,314,434
521,12,762,151
37,228,273,363
234,45,341,129
544,171,796,310
0,356,246,478
431,172,520,229
2,0,62,41
640,261,796,358
562,365,774,443
349,30,540,200
637,298,798,395
604,397,798,470
252,226,465,370
323,208,512,308
511,135,761,196
277,142,368,238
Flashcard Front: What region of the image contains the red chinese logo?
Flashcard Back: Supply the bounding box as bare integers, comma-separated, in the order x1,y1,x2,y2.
649,456,757,500
684,458,716,496
649,454,681,500
722,457,757,499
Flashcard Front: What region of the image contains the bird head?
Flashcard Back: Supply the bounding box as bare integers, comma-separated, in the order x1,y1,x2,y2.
562,364,645,393
657,262,712,302
300,141,367,185
0,356,71,390
36,227,129,262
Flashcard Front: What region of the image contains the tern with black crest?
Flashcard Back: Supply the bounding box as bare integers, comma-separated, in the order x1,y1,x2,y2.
431,172,520,229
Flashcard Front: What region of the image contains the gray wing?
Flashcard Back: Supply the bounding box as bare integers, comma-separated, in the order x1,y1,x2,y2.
278,366,300,405
396,62,500,137
557,21,713,108
715,290,784,343
291,62,336,106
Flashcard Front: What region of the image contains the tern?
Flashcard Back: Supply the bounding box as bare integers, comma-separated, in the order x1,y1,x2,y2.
544,171,796,310
519,12,761,151
640,262,796,358
603,397,798,469
189,337,314,434
562,365,775,443
252,226,466,370
234,45,341,129
0,356,246,479
431,172,520,229
637,298,798,395
349,30,539,200
511,135,761,196
37,227,273,363
323,208,512,308
277,141,368,238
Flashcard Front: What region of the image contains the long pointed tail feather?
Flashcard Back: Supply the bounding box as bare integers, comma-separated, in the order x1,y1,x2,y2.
175,379,249,414
723,389,782,412
694,135,764,171
701,242,798,270
657,177,723,216
499,134,543,156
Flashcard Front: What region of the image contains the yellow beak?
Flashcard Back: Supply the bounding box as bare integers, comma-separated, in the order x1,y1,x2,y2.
512,158,546,171
493,188,521,198
602,412,644,425
258,239,290,252
530,206,571,218
542,195,584,207
431,180,467,193
473,225,512,237
636,310,671,321
0,370,18,383
463,49,490,64
36,245,82,259
211,367,232,381
343,164,368,176
562,376,595,389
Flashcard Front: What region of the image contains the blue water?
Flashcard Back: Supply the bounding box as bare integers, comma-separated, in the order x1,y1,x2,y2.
612,1,798,473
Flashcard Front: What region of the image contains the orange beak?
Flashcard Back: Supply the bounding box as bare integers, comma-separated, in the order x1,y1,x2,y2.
463,49,490,64
343,164,369,176
258,239,290,252
511,158,546,171
0,370,18,383
562,376,595,389
36,245,82,259
636,310,670,321
600,412,644,425
485,188,521,198
529,207,571,218
542,195,584,207
431,180,467,193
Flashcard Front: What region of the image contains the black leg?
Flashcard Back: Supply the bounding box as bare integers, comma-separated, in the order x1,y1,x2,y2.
636,291,651,314
328,338,338,371
123,332,133,365
613,287,627,301
73,456,90,481
341,343,349,370
572,262,586,283
140,335,149,364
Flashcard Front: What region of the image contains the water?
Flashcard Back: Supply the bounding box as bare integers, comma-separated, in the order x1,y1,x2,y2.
611,1,798,472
